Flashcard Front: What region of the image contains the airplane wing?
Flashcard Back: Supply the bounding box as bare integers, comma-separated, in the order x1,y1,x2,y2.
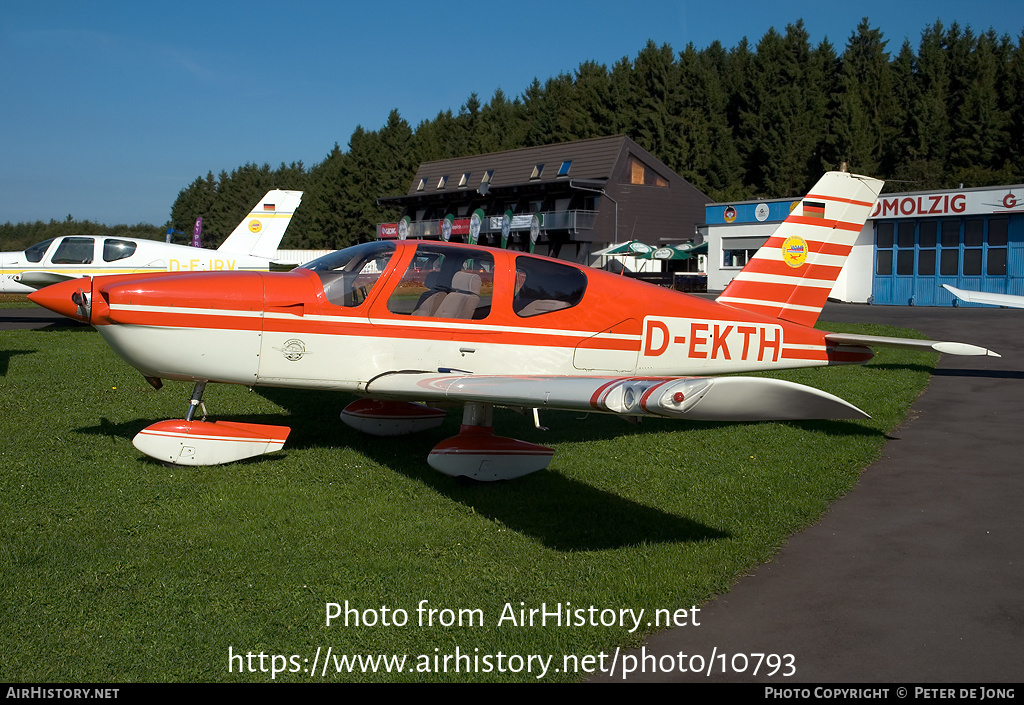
14,270,77,289
364,372,869,421
824,332,999,357
941,284,1024,309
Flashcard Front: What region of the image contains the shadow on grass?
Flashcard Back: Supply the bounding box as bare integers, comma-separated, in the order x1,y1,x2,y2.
77,392,732,551
258,387,886,551
0,349,35,376
76,383,886,551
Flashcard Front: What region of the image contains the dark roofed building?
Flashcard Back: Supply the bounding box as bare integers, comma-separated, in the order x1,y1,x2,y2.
377,135,709,265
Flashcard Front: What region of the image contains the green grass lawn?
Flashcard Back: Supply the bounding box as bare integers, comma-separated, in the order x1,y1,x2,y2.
0,321,934,682
0,293,32,308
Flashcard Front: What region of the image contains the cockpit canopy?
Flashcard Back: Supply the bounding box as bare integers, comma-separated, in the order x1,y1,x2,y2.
300,241,588,320
22,237,139,265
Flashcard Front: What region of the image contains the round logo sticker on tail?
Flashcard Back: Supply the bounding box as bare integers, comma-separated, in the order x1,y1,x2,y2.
248,219,263,233
782,235,808,268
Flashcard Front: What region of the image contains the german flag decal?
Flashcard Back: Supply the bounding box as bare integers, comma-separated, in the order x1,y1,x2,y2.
804,200,826,219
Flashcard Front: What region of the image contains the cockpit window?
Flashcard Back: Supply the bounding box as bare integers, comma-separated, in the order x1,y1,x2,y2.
50,237,95,265
300,241,396,308
24,239,55,263
513,256,587,317
103,239,137,262
387,245,494,319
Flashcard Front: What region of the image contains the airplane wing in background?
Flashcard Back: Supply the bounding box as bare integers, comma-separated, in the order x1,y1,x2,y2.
364,372,869,422
823,332,1000,357
941,284,1024,309
14,270,78,289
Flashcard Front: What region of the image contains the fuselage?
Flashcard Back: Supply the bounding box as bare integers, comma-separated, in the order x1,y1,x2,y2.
29,240,872,390
1,235,278,294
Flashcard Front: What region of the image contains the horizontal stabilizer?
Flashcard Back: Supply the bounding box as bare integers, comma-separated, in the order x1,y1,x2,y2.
825,332,999,357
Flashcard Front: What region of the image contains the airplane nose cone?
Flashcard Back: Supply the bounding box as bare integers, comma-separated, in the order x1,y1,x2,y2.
27,278,92,322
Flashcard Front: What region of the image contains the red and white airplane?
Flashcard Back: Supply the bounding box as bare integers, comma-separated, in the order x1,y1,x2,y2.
28,171,998,480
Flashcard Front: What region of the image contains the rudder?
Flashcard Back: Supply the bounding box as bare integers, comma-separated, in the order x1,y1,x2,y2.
218,190,303,258
715,171,882,327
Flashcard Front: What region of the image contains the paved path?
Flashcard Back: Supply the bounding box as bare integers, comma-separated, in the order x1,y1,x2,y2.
0,306,87,329
594,302,1024,682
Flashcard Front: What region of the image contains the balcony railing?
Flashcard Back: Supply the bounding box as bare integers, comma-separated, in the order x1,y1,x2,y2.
379,209,598,240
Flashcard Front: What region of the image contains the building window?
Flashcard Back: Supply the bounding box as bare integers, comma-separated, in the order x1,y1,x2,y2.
627,156,668,187
530,164,544,180
416,178,426,192
723,248,759,268
458,172,471,188
437,175,448,189
918,222,936,276
988,218,1008,276
481,170,494,185
557,161,572,177
875,222,893,275
876,250,893,276
940,220,959,275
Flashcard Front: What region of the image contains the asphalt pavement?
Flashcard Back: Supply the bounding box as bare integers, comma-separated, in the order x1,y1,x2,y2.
593,301,1024,682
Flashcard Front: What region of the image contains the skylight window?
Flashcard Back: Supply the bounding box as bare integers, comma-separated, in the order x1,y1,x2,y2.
557,161,572,177
458,172,471,187
437,175,449,189
481,170,494,184
416,178,426,192
530,164,544,180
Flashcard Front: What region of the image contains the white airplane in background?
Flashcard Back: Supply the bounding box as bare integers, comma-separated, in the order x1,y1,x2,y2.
942,284,1024,309
1,190,303,294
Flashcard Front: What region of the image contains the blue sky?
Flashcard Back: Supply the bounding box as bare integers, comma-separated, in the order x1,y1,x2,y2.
3,1,1022,226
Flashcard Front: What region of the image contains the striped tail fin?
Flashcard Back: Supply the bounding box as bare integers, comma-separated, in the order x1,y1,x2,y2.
218,190,304,259
715,171,883,327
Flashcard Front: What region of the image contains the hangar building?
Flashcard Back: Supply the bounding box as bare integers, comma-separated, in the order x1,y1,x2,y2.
704,182,1024,306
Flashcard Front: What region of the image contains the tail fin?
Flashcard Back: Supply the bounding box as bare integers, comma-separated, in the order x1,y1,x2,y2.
715,171,883,327
218,190,303,258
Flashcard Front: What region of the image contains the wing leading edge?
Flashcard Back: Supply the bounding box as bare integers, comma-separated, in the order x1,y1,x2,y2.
365,372,868,422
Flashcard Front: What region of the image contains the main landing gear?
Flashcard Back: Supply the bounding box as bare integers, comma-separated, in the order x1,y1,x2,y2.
341,399,553,481
132,381,291,466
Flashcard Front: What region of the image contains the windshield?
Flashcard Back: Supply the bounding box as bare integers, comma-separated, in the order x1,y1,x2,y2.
24,239,55,263
300,241,396,308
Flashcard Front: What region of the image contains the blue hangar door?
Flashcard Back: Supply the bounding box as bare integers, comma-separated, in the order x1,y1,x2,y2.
872,215,1022,305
